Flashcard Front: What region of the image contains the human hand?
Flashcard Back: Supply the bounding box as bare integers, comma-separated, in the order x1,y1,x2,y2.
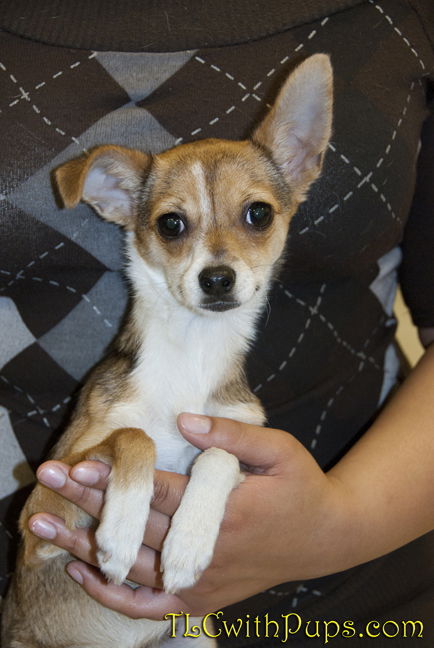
29,414,350,619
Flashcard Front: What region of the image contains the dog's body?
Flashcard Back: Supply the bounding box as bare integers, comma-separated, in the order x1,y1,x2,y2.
2,55,333,648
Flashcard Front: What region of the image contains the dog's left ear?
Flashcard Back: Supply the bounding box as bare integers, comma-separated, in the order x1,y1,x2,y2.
253,54,333,202
54,145,151,229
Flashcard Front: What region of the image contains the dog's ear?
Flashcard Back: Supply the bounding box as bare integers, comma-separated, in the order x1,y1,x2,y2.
54,146,151,228
253,54,333,202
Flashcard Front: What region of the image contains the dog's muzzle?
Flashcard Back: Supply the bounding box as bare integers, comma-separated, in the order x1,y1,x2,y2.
199,265,240,312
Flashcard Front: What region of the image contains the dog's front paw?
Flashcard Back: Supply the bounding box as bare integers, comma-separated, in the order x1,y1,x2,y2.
160,448,241,594
95,522,141,585
161,523,214,594
95,484,152,585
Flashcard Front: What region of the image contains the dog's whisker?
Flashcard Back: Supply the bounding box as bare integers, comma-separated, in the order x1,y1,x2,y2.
263,297,272,327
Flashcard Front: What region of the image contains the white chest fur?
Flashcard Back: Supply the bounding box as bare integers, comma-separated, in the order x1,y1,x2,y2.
106,272,262,474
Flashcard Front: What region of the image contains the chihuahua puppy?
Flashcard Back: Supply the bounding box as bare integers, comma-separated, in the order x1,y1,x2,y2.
2,54,333,648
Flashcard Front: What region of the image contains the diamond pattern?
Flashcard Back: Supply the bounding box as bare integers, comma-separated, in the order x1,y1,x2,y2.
39,271,127,381
1,0,434,616
0,407,35,500
0,298,35,370
1,343,78,468
1,206,108,339
0,32,130,193
97,50,194,103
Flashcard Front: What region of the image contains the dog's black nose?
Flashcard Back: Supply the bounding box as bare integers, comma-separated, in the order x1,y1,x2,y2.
199,266,236,296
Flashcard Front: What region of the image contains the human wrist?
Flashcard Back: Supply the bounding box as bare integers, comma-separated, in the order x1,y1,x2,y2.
317,472,368,576
323,462,404,575
307,472,362,578
274,470,361,583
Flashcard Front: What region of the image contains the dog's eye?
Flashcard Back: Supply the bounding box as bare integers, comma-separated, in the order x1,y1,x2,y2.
157,213,186,239
245,202,273,230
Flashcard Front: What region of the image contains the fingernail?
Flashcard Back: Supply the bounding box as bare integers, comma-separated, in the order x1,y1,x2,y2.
72,465,100,486
66,564,84,585
178,413,212,434
37,466,67,489
30,518,57,540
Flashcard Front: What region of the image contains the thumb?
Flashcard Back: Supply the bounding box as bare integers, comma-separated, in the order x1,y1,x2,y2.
177,413,298,471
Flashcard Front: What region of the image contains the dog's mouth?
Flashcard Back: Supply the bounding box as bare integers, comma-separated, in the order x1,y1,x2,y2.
199,299,241,312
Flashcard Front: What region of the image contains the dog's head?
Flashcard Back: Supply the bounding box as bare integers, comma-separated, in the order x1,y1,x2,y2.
55,54,333,314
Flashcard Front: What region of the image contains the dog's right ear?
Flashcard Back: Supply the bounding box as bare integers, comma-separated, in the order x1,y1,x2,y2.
54,146,151,229
252,54,333,203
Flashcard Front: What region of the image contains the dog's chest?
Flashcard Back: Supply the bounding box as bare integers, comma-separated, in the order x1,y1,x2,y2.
106,392,205,475
107,315,240,474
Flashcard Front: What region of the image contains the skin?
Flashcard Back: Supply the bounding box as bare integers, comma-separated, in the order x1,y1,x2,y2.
29,329,434,620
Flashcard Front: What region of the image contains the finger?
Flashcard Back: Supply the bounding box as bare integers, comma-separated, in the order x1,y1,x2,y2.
37,462,183,544
29,513,162,587
70,460,111,488
29,513,99,564
177,413,298,471
151,470,188,516
143,509,170,551
37,461,107,519
40,462,188,518
66,561,188,620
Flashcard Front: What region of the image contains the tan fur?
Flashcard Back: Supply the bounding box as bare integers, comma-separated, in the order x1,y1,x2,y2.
55,145,151,228
211,362,257,409
19,427,155,568
2,54,333,648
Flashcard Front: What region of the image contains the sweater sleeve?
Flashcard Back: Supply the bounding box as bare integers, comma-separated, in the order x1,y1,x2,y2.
400,1,434,327
399,108,434,328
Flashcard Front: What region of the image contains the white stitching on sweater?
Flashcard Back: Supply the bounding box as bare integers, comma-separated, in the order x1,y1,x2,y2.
255,284,380,389
194,56,249,92
254,284,327,394
369,1,427,70
297,79,418,236
267,583,323,601
1,242,65,292
176,17,332,145
309,318,384,450
251,17,330,89
26,396,72,419
0,61,88,153
1,273,113,328
0,375,51,429
5,52,98,104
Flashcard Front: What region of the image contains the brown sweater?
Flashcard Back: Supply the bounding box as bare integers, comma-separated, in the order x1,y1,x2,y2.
1,1,434,642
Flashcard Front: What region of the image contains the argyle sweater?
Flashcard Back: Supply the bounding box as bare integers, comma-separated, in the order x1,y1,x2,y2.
1,0,434,641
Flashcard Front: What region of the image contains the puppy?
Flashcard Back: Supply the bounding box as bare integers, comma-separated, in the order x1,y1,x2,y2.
2,54,333,648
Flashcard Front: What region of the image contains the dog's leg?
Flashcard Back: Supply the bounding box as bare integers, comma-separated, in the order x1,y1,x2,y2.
84,427,155,585
20,427,154,585
161,447,241,593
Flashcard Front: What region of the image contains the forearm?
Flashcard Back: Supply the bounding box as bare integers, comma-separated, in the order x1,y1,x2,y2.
28,351,434,613
328,342,434,571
